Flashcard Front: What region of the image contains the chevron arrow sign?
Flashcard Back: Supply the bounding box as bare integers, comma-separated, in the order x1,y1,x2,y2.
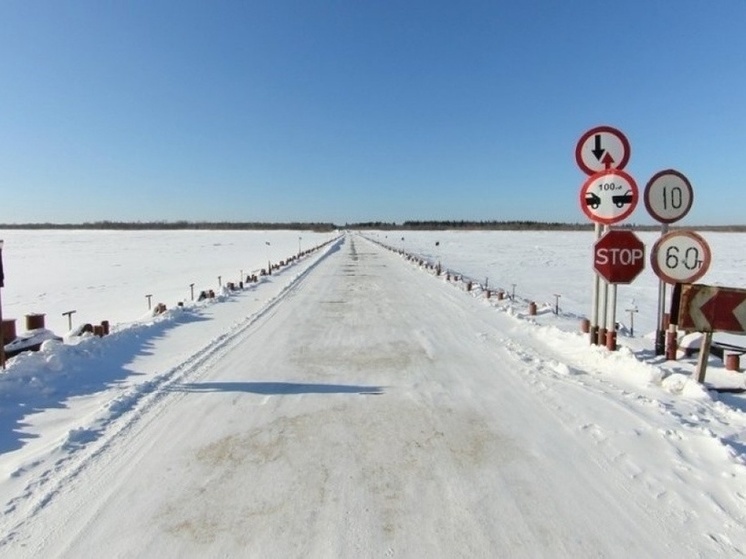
678,284,746,334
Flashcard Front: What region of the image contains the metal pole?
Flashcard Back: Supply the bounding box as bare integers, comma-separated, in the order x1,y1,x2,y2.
190,283,195,301
590,223,602,344
696,332,713,383
599,278,609,345
626,307,638,337
63,310,77,330
655,223,670,355
554,294,561,315
146,294,153,310
607,284,618,350
598,225,610,345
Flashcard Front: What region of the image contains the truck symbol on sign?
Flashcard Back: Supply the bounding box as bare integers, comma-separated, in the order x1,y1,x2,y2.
585,192,601,209
612,190,634,208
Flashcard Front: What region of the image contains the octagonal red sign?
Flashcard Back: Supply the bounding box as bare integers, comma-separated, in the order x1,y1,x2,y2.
594,230,646,284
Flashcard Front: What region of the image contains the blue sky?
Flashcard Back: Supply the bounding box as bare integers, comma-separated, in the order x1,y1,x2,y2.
1,1,745,225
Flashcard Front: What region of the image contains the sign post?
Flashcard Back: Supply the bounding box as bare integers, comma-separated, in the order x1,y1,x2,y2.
576,126,634,346
593,229,646,350
579,167,639,346
644,169,694,354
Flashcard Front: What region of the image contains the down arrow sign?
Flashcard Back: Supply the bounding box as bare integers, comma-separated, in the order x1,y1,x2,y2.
592,134,605,161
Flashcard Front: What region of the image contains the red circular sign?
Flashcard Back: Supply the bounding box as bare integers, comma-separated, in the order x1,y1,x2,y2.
579,169,639,225
575,126,631,175
643,169,694,224
594,230,646,284
650,230,711,284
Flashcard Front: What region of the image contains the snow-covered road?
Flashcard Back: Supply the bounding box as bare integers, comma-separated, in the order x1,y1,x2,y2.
2,234,746,557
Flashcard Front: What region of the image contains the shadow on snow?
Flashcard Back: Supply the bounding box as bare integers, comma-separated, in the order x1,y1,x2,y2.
167,381,384,396
0,307,210,456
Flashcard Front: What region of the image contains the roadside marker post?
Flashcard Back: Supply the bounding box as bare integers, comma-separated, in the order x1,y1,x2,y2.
62,310,77,330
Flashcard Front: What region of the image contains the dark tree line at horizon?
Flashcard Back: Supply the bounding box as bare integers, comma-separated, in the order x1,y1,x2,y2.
0,220,338,232
0,220,743,232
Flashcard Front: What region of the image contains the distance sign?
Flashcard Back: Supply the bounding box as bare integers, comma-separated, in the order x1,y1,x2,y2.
644,169,694,224
575,126,631,175
579,169,639,225
650,230,711,284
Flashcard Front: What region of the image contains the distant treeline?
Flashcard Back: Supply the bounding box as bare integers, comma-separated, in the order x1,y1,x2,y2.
345,220,746,232
0,220,744,232
0,221,338,232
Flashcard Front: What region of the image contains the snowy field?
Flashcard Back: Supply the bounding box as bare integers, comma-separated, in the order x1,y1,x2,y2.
1,229,746,556
0,229,338,334
364,229,746,338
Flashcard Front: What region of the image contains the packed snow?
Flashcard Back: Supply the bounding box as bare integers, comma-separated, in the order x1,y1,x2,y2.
1,229,745,557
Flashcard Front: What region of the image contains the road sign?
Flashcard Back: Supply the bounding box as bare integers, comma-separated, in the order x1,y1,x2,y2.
644,169,694,224
579,169,639,224
575,126,631,175
650,230,711,284
594,230,646,284
677,284,746,334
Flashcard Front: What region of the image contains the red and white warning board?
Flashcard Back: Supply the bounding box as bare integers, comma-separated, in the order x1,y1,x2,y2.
678,283,746,335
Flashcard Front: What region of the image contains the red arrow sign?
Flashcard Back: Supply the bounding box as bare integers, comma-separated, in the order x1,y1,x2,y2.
678,284,746,334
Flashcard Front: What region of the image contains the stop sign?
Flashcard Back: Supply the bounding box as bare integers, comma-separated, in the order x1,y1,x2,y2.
594,230,645,284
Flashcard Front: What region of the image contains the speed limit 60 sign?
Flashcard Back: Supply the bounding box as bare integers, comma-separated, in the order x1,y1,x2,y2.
651,230,711,284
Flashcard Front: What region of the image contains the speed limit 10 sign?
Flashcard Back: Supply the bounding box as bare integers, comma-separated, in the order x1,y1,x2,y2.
651,230,711,284
644,169,694,224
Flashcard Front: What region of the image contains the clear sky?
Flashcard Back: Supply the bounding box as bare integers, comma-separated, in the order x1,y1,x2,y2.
1,1,745,225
